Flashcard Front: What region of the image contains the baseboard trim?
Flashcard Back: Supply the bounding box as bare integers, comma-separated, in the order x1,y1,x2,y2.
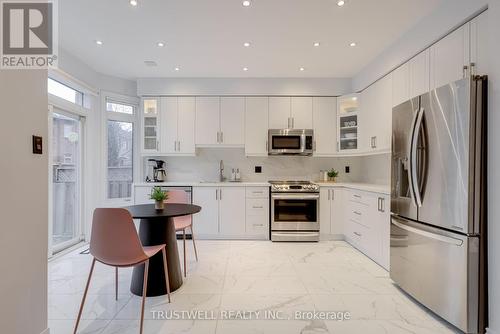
40,328,50,334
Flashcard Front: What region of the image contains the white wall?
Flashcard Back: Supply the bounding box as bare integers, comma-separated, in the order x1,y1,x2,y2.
58,48,137,97
487,1,500,333
352,0,488,91
0,70,48,333
137,77,352,96
144,148,364,183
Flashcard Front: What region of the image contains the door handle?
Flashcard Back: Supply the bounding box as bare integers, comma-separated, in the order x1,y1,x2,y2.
392,219,463,246
410,108,424,207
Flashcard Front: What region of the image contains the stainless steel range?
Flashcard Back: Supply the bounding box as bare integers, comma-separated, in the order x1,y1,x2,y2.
269,180,320,242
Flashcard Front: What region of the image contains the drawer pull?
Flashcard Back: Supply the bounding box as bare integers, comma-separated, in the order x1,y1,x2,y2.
253,224,264,227
252,206,264,209
252,191,264,194
354,232,362,237
353,194,361,198
353,211,362,216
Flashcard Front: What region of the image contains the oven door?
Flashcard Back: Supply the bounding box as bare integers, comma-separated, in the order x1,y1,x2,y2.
271,193,319,231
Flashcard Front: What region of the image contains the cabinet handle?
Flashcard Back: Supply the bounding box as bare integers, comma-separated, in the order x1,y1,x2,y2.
216,131,220,143
470,62,476,76
220,131,223,143
178,141,181,151
156,140,159,150
327,190,330,200
463,65,469,78
371,136,377,149
252,206,264,209
253,191,264,194
216,189,218,200
354,232,362,237
337,141,340,151
353,211,362,216
331,189,335,201
287,117,291,128
266,140,268,151
219,189,222,200
291,117,294,129
253,223,264,227
353,194,361,198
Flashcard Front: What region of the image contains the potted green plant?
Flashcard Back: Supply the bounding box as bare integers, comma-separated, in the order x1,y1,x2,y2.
327,168,339,182
150,187,169,210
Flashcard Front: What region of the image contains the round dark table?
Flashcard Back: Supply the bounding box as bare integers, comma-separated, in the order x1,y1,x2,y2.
125,203,201,297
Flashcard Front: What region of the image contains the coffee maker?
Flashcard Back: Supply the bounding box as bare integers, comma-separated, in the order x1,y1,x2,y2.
146,159,167,182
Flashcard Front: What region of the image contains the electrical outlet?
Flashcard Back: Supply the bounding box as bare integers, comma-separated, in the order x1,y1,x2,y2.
345,166,350,173
255,166,262,173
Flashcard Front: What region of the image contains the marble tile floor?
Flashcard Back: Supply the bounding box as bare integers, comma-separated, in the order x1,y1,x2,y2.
48,240,461,334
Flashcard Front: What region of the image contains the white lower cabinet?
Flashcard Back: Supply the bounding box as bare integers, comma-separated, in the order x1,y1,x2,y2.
192,187,220,237
192,186,269,239
344,189,390,270
319,187,344,239
219,187,246,237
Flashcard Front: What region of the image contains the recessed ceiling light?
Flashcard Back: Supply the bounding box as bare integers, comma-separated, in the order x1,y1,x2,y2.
313,42,321,47
337,0,345,7
174,67,180,71
95,40,103,45
299,67,305,71
350,42,357,47
243,42,251,47
242,0,251,7
243,67,249,71
130,0,138,6
352,97,358,101
157,42,165,47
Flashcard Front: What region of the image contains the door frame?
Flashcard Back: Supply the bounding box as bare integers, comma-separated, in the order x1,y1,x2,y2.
48,98,87,257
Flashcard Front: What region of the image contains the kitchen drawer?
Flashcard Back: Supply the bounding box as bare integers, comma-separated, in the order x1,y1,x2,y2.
246,187,269,198
246,198,269,216
246,215,269,236
345,219,369,251
346,200,368,226
348,190,369,205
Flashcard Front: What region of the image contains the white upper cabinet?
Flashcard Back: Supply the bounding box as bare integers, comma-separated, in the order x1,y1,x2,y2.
268,97,291,129
269,97,313,129
291,97,313,129
409,49,430,99
392,63,410,108
470,11,488,75
337,94,360,153
196,97,245,147
245,97,269,156
142,98,161,153
430,24,470,90
312,97,337,156
195,97,220,146
360,75,392,153
176,97,196,154
220,97,245,146
160,97,178,154
160,97,195,155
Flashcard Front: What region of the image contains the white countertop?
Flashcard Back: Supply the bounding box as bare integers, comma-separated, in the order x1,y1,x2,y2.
314,181,390,195
134,181,389,194
133,181,270,187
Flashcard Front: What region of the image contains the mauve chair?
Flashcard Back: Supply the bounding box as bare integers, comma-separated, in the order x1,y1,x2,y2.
74,208,171,334
165,190,198,277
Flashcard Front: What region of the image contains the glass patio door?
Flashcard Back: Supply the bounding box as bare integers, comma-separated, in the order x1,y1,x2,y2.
50,109,83,253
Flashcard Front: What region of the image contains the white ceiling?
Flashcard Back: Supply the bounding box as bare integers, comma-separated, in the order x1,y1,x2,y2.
59,0,442,79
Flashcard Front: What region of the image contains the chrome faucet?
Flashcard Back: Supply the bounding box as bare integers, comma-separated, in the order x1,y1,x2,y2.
219,160,225,182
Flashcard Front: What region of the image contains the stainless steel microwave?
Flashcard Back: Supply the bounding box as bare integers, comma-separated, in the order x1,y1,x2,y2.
268,129,314,156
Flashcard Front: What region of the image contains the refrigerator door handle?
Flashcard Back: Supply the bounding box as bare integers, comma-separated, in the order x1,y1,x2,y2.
410,107,425,207
407,108,420,207
392,219,463,246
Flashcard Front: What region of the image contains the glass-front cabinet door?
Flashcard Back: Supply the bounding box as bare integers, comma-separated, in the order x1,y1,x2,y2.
142,98,160,152
337,93,360,152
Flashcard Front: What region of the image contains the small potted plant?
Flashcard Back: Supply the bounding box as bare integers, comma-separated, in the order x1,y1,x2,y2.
327,168,339,182
150,187,169,210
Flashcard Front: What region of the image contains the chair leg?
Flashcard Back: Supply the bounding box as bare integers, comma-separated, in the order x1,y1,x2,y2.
183,229,187,277
115,267,118,301
191,225,198,261
140,260,149,334
161,248,171,303
74,258,96,334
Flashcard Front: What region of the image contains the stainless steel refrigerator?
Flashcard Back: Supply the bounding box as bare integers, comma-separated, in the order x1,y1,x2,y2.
390,76,488,334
